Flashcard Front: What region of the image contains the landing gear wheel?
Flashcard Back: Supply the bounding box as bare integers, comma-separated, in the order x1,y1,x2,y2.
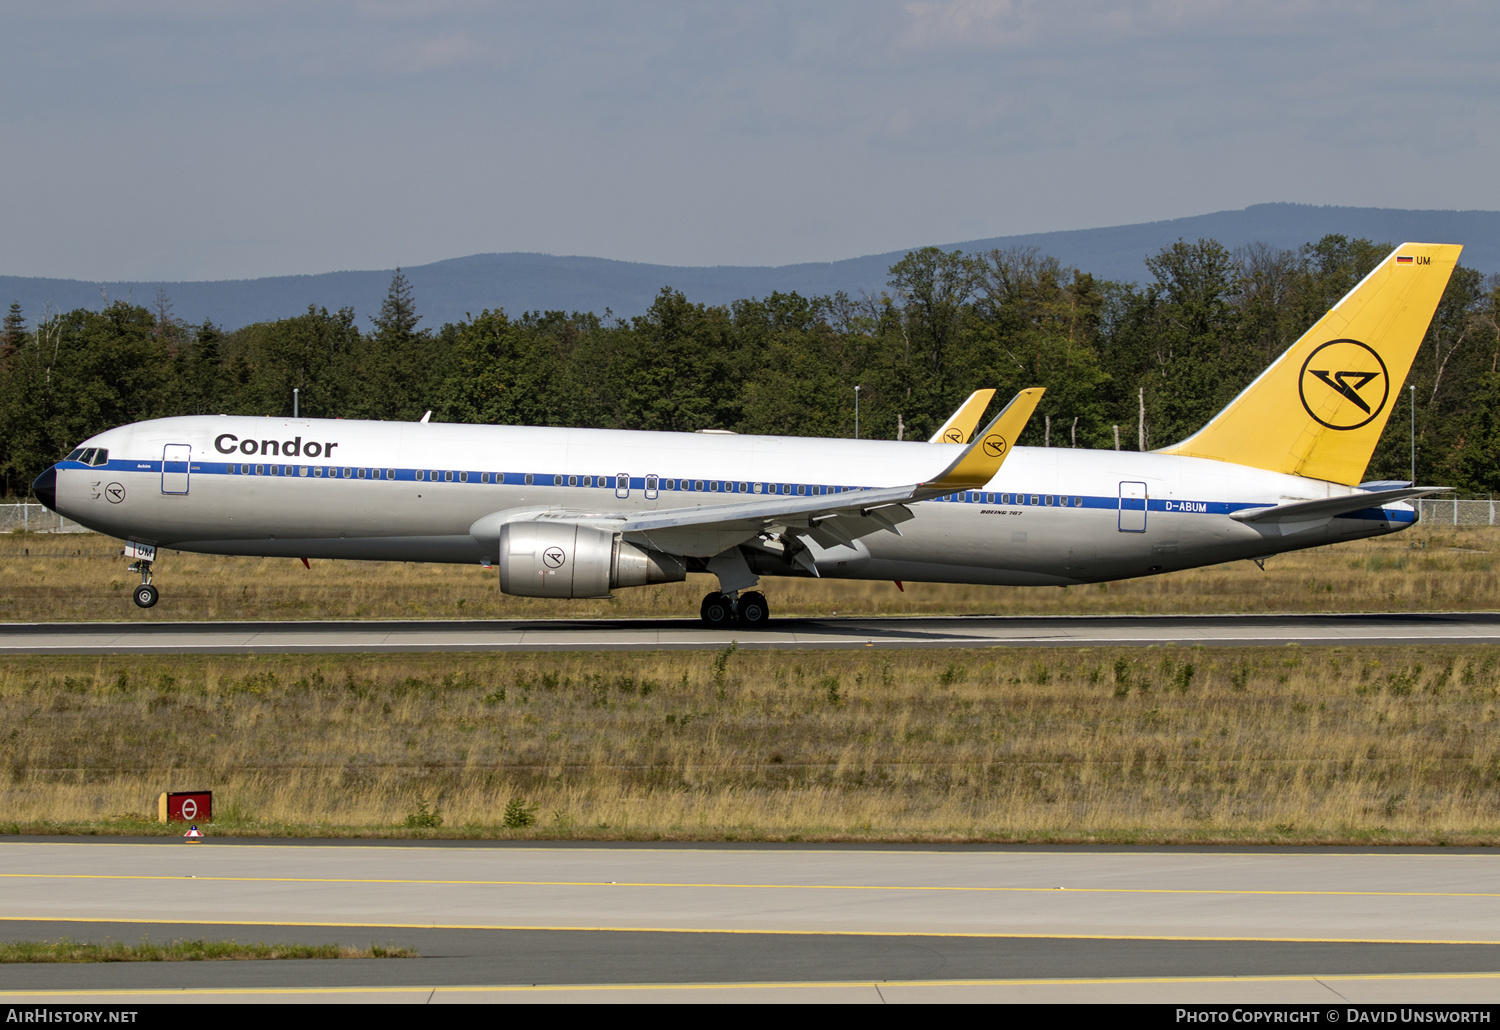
133,583,159,608
737,591,769,628
700,592,734,627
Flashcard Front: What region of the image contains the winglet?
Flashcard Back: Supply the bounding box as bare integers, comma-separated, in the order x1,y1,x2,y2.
922,388,1044,491
928,389,998,444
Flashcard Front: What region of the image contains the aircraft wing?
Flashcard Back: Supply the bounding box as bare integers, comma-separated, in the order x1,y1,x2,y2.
521,388,1043,560
928,389,997,444
1229,486,1450,525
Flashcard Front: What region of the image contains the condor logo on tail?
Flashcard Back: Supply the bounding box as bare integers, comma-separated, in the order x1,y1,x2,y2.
1298,339,1389,431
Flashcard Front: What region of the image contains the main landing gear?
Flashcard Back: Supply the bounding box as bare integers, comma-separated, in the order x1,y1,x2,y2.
700,590,769,628
129,559,158,608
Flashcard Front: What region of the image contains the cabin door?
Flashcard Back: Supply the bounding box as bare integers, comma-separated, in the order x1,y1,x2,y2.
162,444,191,495
1118,481,1147,532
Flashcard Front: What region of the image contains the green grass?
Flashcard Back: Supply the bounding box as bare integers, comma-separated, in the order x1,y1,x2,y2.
0,939,414,963
6,646,1500,845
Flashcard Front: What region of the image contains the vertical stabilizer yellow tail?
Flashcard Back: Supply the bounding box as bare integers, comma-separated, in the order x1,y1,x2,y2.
1160,243,1462,485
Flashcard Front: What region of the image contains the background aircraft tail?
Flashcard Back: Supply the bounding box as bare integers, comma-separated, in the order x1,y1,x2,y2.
1159,242,1462,485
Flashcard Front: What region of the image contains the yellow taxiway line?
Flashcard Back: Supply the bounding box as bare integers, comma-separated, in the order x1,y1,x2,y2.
2,914,1499,947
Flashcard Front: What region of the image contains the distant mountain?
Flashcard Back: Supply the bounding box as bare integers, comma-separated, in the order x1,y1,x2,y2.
2,203,1495,331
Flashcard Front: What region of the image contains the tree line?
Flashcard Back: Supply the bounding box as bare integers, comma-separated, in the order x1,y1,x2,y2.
2,234,1497,498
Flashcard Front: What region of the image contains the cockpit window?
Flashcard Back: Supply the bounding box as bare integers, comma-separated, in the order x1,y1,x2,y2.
66,449,85,461
87,449,108,467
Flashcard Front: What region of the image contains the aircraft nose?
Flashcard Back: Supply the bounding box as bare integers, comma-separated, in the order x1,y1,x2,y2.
32,466,57,512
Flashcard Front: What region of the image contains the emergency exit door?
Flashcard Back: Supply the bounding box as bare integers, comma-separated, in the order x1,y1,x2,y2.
162,444,191,495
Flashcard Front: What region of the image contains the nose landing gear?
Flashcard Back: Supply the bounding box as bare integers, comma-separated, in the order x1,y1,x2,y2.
129,559,158,608
699,590,770,628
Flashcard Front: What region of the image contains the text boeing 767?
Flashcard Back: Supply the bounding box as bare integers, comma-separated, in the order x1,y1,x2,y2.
33,243,1460,625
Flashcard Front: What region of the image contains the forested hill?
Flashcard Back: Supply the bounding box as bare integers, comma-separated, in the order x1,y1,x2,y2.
2,232,1498,501
3,204,1497,331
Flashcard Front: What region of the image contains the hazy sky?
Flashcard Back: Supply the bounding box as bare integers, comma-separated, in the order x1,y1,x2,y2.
2,1,1495,281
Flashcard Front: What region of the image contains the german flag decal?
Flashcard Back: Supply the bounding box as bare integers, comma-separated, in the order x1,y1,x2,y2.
1396,255,1414,264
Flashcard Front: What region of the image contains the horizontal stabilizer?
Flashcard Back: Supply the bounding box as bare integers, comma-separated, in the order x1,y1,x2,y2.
1230,487,1449,525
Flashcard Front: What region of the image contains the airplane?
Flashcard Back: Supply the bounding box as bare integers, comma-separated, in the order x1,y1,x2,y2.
32,242,1460,626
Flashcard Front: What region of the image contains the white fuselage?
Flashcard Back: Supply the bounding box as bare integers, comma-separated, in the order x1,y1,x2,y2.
47,415,1416,586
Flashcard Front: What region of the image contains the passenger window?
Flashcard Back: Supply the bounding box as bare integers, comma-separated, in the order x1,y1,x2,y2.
256,465,264,476
568,475,577,487
386,469,394,479
1029,495,1039,505
709,481,718,492
524,474,533,485
460,471,468,483
1074,496,1082,506
358,468,366,479
693,481,703,491
313,467,323,477
1044,495,1053,506
798,485,806,496
300,466,309,477
739,482,748,493
753,483,762,494
445,471,454,482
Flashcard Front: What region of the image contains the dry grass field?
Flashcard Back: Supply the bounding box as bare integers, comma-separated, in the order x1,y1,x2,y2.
4,646,1499,844
2,525,1500,622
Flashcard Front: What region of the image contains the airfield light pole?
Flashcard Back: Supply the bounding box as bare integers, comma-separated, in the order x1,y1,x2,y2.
293,388,299,418
1410,385,1416,484
854,385,861,440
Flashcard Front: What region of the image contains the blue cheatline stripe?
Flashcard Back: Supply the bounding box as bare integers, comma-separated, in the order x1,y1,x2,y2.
50,459,1419,523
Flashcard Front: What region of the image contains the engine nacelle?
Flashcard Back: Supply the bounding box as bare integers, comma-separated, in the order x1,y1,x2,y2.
497,522,686,598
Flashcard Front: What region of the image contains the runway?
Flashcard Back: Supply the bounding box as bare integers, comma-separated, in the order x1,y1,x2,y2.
4,611,1500,654
2,840,1498,1003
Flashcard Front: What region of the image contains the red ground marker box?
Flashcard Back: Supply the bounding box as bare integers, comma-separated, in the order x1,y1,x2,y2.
157,791,212,823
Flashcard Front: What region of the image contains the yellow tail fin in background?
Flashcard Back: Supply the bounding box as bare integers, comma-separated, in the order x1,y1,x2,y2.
1160,243,1462,485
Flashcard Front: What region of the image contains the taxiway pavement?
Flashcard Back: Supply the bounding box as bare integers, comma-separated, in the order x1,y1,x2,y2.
1,841,1498,1003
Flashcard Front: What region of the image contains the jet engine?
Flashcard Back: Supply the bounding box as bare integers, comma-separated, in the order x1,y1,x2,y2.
497,522,686,598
